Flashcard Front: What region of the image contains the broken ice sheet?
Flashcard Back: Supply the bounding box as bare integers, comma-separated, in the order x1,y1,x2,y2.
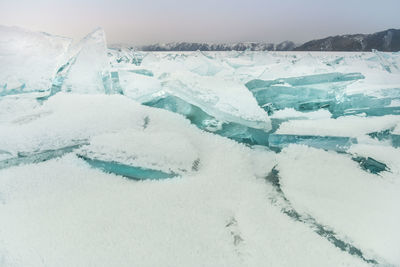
261,167,379,265
277,145,400,265
268,134,357,152
245,72,364,113
0,94,148,156
77,130,200,179
48,28,114,96
329,91,400,118
126,69,154,77
182,50,225,76
108,45,143,66
143,94,270,146
0,142,88,170
368,128,400,147
118,69,272,145
0,25,71,96
161,71,271,130
0,150,12,161
276,115,400,138
117,70,163,103
371,49,399,73
348,143,400,177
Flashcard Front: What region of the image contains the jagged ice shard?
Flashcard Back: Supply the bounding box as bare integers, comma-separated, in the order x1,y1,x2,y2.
48,28,114,96
1,26,400,267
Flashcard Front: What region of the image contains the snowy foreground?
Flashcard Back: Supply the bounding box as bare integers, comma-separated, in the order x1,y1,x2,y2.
1,26,400,267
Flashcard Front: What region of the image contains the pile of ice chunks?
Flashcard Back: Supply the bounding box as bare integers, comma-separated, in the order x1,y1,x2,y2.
2,26,400,265
142,94,270,146
108,45,143,66
1,25,400,179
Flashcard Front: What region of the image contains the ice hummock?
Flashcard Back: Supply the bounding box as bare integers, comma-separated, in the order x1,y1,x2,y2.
117,69,272,145
48,28,114,96
143,94,270,145
162,71,270,130
108,45,144,66
1,26,400,267
0,25,71,96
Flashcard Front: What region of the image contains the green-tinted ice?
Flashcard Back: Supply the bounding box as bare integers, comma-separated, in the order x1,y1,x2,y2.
245,72,365,114
143,95,269,146
268,134,357,152
78,155,177,180
0,142,87,170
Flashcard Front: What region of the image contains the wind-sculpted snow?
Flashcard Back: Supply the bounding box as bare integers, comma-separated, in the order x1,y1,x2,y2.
1,27,400,266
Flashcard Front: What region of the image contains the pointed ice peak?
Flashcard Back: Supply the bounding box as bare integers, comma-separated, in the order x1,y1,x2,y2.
66,27,107,57
80,27,107,45
48,27,113,95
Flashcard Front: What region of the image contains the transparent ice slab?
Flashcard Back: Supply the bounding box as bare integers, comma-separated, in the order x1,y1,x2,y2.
110,71,123,94
184,50,224,76
161,72,270,130
78,155,177,180
371,49,399,73
48,28,114,96
0,142,87,170
0,25,71,96
108,46,143,66
143,94,270,146
126,69,154,77
329,92,400,118
245,72,364,113
246,72,364,90
268,134,357,152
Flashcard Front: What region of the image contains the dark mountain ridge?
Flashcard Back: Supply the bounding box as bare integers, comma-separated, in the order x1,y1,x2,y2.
130,29,400,52
295,29,400,52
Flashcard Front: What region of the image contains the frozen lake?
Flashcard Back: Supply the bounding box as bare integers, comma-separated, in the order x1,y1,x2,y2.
1,26,400,266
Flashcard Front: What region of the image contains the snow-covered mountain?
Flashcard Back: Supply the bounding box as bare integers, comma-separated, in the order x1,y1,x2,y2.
295,29,400,52
136,41,296,51
123,29,400,52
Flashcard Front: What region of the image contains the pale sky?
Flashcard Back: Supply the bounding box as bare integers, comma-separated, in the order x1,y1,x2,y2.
0,0,399,45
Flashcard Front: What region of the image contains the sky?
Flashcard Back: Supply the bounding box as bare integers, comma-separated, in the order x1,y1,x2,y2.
0,0,399,45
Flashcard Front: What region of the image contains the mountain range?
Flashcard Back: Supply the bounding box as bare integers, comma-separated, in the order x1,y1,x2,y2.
134,29,400,52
